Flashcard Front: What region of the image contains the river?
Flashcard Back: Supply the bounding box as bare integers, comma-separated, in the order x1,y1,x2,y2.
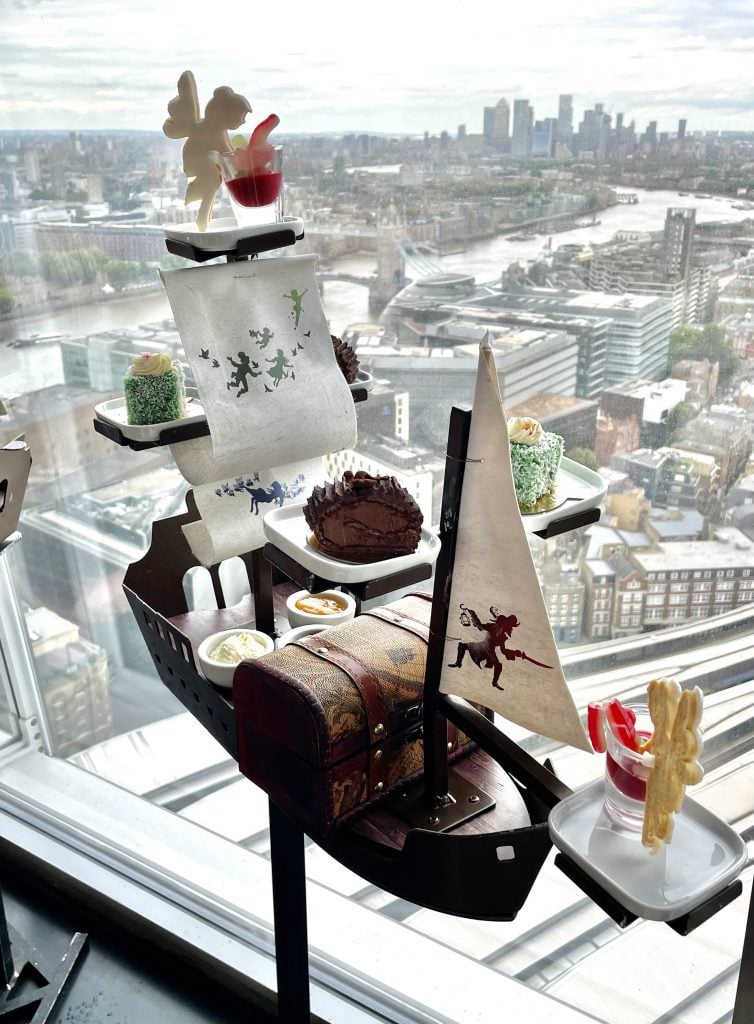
2,188,752,397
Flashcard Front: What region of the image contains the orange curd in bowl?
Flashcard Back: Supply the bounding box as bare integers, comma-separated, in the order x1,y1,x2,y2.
294,595,347,616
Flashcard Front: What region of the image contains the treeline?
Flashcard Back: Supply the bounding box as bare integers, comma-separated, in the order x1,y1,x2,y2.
2,245,156,290
669,323,740,389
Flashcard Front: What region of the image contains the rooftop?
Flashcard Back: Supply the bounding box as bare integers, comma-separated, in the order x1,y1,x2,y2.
634,530,754,571
508,393,598,418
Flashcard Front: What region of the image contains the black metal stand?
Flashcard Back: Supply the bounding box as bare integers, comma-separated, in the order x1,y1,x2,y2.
117,296,754,1018
263,542,433,616
164,221,304,263
268,801,311,1024
0,892,87,1023
733,879,754,1023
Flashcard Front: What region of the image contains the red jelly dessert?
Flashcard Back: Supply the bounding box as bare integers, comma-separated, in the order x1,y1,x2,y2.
225,171,283,208
606,727,652,801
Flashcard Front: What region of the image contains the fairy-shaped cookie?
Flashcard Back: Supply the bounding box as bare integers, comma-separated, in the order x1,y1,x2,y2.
163,70,251,231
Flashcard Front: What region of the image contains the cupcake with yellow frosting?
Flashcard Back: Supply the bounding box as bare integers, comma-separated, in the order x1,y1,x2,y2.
123,352,186,425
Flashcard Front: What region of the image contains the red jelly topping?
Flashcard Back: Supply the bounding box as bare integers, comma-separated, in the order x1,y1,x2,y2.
588,702,607,753
606,753,646,801
605,698,639,751
606,730,652,802
226,171,283,208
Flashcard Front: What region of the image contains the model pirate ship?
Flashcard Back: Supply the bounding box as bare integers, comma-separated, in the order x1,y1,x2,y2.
114,72,744,933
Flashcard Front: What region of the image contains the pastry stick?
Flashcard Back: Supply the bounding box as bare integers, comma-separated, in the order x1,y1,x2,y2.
641,678,704,854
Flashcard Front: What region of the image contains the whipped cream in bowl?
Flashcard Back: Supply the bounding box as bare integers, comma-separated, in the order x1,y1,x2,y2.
197,627,274,687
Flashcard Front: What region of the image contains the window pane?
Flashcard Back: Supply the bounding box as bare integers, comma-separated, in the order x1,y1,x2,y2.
2,4,753,1022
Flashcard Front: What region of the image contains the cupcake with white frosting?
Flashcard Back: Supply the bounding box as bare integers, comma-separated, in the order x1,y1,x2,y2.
123,352,186,425
507,416,564,512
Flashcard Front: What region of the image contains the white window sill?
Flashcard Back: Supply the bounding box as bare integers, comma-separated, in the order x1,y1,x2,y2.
0,750,597,1024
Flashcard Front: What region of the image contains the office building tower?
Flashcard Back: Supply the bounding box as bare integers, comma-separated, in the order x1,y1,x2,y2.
483,106,495,139
511,99,533,157
491,97,510,144
678,118,687,140
531,119,555,157
577,106,600,154
663,207,695,279
510,287,673,386
557,94,573,148
643,120,658,153
597,113,611,158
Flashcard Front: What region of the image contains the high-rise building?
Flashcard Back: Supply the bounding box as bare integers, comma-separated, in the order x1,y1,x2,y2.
678,118,687,140
531,118,556,157
663,207,695,279
516,287,673,386
483,106,496,139
491,97,510,144
557,94,573,148
511,99,533,157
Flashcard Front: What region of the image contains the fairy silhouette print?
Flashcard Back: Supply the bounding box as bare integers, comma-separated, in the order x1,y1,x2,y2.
283,288,308,329
227,351,260,397
249,327,274,349
267,348,293,387
447,604,552,691
163,70,252,232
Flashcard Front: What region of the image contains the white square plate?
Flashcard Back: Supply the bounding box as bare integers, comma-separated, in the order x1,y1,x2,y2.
163,216,304,252
263,503,440,584
520,457,607,534
548,778,746,921
94,388,206,442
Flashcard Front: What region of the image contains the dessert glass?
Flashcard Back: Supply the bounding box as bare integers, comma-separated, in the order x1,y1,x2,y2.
215,145,283,227
603,702,653,832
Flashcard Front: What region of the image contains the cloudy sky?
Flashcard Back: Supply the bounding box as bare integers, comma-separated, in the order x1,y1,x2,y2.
1,0,753,135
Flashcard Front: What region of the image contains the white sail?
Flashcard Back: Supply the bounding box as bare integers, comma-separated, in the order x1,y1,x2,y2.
439,340,591,753
159,252,357,564
161,253,357,486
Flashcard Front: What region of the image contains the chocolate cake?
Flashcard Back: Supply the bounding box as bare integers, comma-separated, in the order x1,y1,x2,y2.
304,471,423,562
331,335,360,385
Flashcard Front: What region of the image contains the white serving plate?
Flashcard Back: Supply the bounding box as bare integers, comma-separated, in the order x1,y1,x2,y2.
263,503,440,584
350,369,373,393
163,216,304,252
548,779,746,921
94,388,205,442
521,456,606,534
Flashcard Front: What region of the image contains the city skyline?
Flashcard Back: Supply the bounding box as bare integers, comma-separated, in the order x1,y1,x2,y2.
2,0,754,135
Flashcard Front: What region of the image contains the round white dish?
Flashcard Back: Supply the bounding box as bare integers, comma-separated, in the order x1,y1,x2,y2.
285,589,356,629
197,627,274,687
349,370,373,393
276,623,334,648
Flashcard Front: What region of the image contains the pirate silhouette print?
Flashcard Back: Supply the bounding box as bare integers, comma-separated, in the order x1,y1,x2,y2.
447,604,552,691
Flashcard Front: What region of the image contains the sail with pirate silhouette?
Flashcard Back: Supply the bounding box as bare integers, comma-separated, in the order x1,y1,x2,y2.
439,337,591,753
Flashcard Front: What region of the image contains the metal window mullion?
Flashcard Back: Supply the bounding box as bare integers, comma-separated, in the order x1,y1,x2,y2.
0,537,53,754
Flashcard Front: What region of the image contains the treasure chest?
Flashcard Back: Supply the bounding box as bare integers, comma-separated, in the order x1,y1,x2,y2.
234,593,471,836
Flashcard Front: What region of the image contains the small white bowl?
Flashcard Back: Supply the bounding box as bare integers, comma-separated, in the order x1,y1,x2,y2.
285,589,356,629
196,627,274,688
276,623,334,649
